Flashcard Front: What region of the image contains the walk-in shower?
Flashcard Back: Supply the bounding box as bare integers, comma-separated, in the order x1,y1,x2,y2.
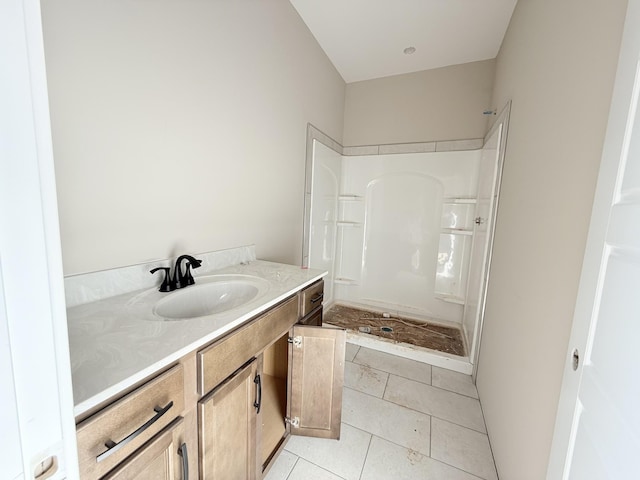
303,106,509,375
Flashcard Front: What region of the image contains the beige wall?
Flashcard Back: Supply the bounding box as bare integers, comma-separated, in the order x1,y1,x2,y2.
343,60,495,146
42,0,345,275
477,1,628,478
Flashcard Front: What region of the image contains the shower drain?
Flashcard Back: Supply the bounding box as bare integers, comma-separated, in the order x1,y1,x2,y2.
357,325,394,333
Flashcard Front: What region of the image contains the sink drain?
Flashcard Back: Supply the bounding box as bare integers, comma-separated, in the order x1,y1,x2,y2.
380,326,393,332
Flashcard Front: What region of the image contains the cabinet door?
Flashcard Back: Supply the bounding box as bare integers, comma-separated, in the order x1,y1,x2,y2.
198,359,259,480
102,417,189,480
288,325,346,439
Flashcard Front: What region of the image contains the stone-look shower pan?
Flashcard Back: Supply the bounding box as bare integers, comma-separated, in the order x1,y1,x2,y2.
303,112,508,375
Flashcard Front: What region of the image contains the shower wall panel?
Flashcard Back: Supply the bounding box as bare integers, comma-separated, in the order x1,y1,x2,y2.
336,151,481,324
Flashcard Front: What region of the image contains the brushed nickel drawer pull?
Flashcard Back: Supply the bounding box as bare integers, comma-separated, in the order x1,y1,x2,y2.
310,293,324,304
96,401,174,462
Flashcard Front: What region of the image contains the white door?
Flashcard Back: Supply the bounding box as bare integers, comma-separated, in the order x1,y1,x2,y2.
547,1,640,477
1,0,78,478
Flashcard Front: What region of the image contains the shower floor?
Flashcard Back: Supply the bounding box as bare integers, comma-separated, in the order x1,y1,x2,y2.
324,304,465,357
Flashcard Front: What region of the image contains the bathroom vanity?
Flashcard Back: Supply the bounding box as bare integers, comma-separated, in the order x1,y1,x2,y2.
66,252,343,479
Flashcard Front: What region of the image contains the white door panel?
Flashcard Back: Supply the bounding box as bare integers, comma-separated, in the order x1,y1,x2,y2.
548,1,640,477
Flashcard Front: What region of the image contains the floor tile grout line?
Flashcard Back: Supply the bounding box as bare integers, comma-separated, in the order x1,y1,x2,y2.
358,433,374,480
381,400,488,435
340,416,431,459
284,455,300,480
432,417,498,480
432,385,481,400
381,369,390,397
430,450,493,480
428,414,432,458
345,382,488,435
351,345,479,396
291,456,348,480
383,375,488,433
344,389,491,462
347,359,392,382
367,433,487,480
351,359,432,387
387,372,481,404
476,388,500,480
343,385,432,420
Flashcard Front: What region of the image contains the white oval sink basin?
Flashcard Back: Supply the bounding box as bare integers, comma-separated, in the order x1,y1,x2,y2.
153,274,270,320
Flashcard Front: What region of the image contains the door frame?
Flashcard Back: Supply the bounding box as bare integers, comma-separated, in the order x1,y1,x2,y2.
1,0,78,478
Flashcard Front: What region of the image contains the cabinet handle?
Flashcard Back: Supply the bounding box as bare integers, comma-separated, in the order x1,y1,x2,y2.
254,374,262,414
96,401,174,462
310,293,324,304
178,443,189,480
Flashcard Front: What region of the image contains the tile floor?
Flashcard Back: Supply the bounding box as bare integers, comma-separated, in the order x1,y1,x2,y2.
264,343,497,480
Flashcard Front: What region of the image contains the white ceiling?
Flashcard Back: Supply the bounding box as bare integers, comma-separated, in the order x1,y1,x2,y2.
289,0,518,83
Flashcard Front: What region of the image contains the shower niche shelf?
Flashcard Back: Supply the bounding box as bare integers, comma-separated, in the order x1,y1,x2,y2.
338,195,363,202
435,197,477,305
434,293,465,305
443,197,476,204
334,277,359,286
337,221,363,227
441,228,473,236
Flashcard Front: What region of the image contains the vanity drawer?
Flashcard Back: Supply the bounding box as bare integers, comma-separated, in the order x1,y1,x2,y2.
299,280,324,318
76,364,184,479
299,306,322,326
198,296,298,396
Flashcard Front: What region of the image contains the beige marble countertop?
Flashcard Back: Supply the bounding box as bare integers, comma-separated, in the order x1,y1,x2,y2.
67,260,325,417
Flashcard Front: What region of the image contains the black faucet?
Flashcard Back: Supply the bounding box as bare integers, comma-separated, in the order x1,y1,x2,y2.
172,254,202,289
150,254,202,292
149,266,172,292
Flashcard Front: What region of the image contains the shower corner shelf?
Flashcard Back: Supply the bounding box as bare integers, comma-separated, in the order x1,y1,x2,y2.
338,195,363,202
334,277,359,286
337,221,363,227
441,228,473,236
435,293,465,305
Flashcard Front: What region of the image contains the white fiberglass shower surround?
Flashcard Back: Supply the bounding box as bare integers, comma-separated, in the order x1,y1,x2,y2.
303,107,509,374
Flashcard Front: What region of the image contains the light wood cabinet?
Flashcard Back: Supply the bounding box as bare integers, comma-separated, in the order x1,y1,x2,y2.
198,359,259,480
102,417,189,480
197,297,298,396
287,325,345,439
299,279,324,318
76,365,185,479
197,281,345,479
260,323,345,473
76,279,341,480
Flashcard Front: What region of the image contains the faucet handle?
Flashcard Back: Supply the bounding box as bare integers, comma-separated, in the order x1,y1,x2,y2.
150,267,173,292
183,258,201,286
